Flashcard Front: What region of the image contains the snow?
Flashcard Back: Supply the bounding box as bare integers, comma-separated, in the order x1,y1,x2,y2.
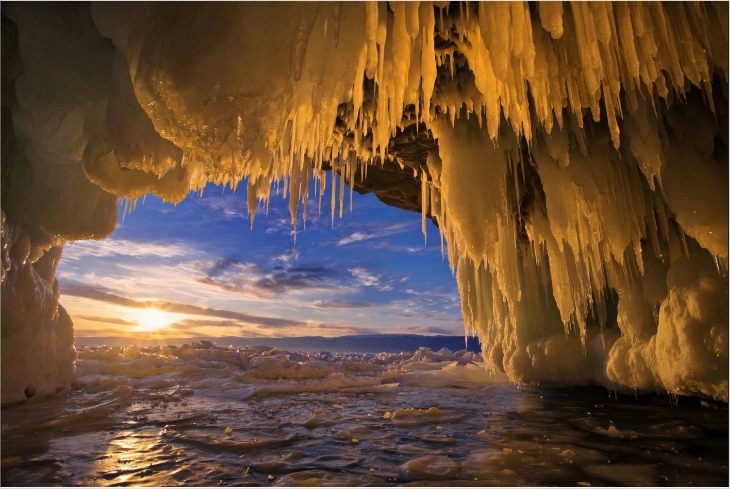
1,2,727,404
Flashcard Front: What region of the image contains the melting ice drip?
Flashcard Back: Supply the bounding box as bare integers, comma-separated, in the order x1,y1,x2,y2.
3,2,728,402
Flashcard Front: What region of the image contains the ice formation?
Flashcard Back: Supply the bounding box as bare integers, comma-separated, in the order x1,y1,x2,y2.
1,2,727,404
8,342,724,486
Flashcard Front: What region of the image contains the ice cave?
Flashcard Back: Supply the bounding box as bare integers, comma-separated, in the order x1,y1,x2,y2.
1,1,728,409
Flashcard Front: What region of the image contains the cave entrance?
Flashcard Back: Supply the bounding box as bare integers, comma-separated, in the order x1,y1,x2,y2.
58,177,467,350
2,0,727,409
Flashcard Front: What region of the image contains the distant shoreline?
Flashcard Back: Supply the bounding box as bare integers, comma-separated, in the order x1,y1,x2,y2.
75,334,482,354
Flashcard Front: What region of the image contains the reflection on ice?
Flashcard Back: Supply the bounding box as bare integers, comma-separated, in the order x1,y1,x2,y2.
1,342,727,486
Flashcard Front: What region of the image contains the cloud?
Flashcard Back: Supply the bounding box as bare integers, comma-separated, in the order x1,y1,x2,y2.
196,194,248,220
277,249,300,262
349,267,380,287
208,257,244,272
337,232,375,246
407,326,462,335
348,267,408,292
64,238,189,259
309,323,378,336
379,221,417,236
58,260,243,308
75,328,131,337
198,260,340,298
61,284,307,329
78,315,138,326
168,319,243,330
404,246,424,254
369,242,431,254
335,221,416,247
311,300,371,309
264,218,295,235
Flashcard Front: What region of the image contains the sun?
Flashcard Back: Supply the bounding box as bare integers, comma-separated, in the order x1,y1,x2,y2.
136,308,173,332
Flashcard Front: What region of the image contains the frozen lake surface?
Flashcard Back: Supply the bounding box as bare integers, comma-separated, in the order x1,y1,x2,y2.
2,343,727,486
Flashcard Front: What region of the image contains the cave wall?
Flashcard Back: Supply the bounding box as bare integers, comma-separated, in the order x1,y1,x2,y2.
1,4,119,404
1,2,727,405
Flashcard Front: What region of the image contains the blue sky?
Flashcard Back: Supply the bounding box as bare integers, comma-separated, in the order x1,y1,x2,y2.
57,178,464,339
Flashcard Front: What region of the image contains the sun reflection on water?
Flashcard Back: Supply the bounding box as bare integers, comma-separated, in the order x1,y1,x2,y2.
1,345,727,487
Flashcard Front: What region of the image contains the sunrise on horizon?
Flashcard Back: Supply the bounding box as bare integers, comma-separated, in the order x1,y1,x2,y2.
58,181,464,341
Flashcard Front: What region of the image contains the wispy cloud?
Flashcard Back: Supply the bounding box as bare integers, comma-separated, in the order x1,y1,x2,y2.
196,194,248,220
75,327,132,337
62,284,308,329
78,315,138,326
311,300,371,309
208,257,244,273
335,221,414,247
404,325,462,335
337,232,375,246
380,221,415,234
404,246,425,254
309,324,378,336
349,267,382,287
64,238,189,259
276,248,300,262
348,267,408,292
167,319,244,330
264,217,295,235
392,312,416,318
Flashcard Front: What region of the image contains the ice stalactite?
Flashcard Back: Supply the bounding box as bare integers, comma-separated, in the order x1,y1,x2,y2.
1,2,727,403
1,213,76,404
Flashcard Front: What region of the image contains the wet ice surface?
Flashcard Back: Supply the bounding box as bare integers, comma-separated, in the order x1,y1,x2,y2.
2,344,727,487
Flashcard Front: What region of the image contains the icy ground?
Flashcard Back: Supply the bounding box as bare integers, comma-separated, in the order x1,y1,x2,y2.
2,343,727,486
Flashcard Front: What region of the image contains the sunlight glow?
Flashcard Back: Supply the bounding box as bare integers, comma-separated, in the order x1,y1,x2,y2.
136,308,174,332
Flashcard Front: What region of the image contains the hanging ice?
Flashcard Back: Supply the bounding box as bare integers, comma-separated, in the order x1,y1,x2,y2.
1,2,727,404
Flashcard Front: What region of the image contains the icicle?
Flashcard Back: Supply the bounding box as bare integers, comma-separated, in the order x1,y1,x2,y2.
331,158,337,227
333,1,342,47
364,1,379,79
714,255,728,277
247,178,257,229
421,169,429,246
349,153,355,213
339,160,346,218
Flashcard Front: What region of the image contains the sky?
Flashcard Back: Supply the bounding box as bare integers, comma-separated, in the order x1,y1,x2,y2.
57,177,464,340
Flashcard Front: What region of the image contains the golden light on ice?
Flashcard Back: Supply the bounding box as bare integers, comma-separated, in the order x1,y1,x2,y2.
136,308,174,332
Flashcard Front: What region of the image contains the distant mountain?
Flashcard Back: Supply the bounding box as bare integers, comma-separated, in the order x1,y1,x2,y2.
76,334,482,354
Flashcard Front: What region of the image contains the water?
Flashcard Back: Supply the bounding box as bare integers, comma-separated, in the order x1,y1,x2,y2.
2,344,727,486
